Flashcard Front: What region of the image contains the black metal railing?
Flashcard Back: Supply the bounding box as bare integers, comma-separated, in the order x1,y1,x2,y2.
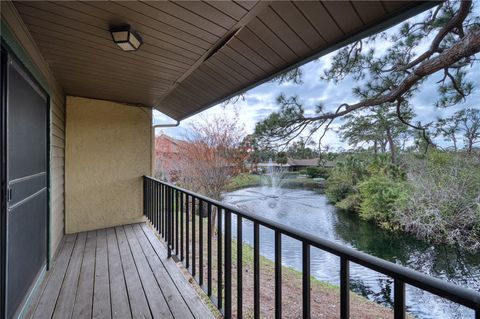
143,176,480,319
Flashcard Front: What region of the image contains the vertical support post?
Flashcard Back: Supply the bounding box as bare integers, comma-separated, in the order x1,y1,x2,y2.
162,184,165,238
167,186,172,258
394,279,405,319
275,230,282,319
154,182,157,231
199,200,204,286
237,216,243,319
180,191,184,261
192,197,196,277
143,177,146,217
175,189,179,255
302,241,310,319
186,194,190,269
217,208,223,310
253,222,260,319
207,203,212,296
340,257,350,319
224,210,232,319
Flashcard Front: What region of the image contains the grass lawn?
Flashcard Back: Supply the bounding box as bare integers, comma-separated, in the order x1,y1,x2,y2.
226,173,324,192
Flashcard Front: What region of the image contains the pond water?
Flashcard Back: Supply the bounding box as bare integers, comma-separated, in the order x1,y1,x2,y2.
222,186,480,319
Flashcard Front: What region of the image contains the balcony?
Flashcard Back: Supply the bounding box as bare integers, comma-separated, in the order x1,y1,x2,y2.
25,223,214,319
2,1,478,318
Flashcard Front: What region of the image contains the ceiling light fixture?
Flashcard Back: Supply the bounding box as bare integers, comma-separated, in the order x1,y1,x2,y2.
110,25,143,51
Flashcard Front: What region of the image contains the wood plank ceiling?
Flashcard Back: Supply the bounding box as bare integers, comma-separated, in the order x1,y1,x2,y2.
14,1,432,121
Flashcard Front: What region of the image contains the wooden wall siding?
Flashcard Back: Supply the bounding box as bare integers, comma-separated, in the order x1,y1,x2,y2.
158,0,422,120
1,1,66,259
13,0,259,111
13,1,427,120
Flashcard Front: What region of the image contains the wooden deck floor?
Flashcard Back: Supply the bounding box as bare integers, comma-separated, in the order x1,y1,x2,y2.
26,223,214,319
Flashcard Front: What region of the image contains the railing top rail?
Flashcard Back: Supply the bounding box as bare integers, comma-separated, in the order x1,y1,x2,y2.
144,176,480,310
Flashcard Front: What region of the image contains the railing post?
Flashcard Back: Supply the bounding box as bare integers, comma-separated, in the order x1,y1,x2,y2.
167,186,172,258
275,230,282,319
302,241,310,319
224,210,232,319
340,257,350,319
237,216,243,319
253,222,260,319
186,194,190,269
394,279,405,319
207,203,212,296
199,200,204,286
217,208,223,310
143,176,146,217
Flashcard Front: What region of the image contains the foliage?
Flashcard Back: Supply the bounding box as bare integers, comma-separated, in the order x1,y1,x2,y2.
305,166,328,178
177,113,247,200
254,1,479,149
325,150,480,250
435,107,480,153
276,151,288,165
287,137,318,159
339,102,414,163
398,152,480,250
325,169,358,204
358,175,410,228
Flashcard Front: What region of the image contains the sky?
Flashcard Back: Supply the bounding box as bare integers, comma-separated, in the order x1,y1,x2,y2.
153,3,480,151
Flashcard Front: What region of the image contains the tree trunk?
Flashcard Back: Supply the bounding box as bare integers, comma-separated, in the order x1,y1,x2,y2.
386,127,397,164
467,138,473,154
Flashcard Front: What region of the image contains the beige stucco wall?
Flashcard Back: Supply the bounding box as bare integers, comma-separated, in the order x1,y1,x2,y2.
65,96,151,233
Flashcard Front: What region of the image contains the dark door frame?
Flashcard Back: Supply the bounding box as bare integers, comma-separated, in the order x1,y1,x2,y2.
1,43,8,319
1,40,51,319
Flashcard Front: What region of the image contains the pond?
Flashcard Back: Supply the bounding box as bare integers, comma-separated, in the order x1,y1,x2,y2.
222,186,480,319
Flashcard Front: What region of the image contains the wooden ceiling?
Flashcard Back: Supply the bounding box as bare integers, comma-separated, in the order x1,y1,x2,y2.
13,1,434,121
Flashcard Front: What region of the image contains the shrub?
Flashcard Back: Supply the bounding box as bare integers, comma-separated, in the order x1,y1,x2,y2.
325,170,356,203
358,175,409,228
305,167,328,178
335,193,361,211
397,152,480,250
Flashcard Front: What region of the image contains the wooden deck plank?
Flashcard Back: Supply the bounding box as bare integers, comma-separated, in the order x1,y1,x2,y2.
52,232,87,319
93,229,111,319
140,223,214,319
27,223,214,319
115,226,152,319
72,231,97,318
132,224,194,319
32,234,76,319
106,228,132,319
124,225,173,319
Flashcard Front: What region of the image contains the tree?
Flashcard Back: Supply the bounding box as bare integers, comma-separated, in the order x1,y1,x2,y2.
254,1,479,150
435,116,461,151
276,151,288,165
177,113,246,234
458,107,480,153
340,101,414,163
287,137,317,159
435,107,480,153
178,113,246,200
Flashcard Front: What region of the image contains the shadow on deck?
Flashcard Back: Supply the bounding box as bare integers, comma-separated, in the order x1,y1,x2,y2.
25,223,214,319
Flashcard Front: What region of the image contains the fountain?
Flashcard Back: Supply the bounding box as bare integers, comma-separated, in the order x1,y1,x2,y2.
262,158,287,198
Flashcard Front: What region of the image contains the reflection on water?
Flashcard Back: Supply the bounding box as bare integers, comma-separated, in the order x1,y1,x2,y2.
222,186,480,319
